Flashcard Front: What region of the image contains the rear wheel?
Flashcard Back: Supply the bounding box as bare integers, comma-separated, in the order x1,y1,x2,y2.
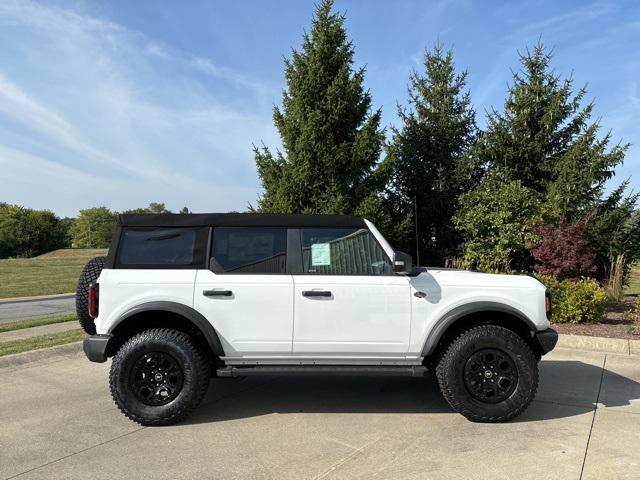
75,256,106,334
435,325,538,422
109,328,210,426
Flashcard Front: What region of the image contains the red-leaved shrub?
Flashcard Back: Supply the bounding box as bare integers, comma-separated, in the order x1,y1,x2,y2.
530,217,597,280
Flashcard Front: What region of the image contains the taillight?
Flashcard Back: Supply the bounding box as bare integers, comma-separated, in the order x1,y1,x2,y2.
88,283,99,318
545,290,552,319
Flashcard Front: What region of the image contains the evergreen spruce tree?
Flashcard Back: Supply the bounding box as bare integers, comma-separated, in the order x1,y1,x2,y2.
387,45,478,265
254,0,390,228
476,42,627,217
456,41,636,275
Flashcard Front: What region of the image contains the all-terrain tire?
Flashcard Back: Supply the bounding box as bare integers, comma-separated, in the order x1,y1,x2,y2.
109,328,210,426
435,325,538,423
75,256,106,335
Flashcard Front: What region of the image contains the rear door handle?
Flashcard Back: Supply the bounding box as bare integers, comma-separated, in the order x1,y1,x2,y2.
203,289,233,297
302,290,332,297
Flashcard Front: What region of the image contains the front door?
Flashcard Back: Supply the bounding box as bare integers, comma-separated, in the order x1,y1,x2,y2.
194,226,293,357
292,227,411,356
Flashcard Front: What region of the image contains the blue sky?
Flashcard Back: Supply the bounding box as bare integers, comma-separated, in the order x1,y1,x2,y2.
0,0,638,217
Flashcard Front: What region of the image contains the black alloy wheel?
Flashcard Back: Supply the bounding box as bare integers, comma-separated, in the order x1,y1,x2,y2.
463,348,518,403
129,352,184,406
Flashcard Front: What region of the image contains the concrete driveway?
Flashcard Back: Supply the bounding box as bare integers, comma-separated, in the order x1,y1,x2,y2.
1,347,638,480
0,295,75,324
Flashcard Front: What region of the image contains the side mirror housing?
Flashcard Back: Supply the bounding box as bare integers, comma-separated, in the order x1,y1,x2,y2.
393,251,414,274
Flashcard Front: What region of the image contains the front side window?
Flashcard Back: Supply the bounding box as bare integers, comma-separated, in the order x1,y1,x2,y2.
301,228,391,275
211,227,287,274
117,227,207,267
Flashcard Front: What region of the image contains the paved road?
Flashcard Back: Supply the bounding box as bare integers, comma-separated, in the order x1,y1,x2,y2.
0,295,75,324
1,347,639,480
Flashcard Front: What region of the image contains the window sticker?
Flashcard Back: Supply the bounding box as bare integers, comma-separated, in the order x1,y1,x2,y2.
311,243,331,266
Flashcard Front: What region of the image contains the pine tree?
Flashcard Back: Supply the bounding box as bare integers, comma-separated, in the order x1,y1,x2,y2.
476,42,627,217
387,45,478,265
457,41,636,277
254,0,389,226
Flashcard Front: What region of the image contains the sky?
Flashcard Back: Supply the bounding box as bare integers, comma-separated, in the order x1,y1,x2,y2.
0,0,638,218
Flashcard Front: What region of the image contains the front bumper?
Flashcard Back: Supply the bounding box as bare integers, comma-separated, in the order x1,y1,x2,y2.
534,328,558,355
83,334,112,363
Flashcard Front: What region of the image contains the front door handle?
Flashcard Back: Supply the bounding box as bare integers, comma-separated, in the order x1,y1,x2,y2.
302,290,332,297
203,289,233,297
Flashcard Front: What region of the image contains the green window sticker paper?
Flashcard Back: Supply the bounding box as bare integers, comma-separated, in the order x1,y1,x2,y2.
311,243,331,266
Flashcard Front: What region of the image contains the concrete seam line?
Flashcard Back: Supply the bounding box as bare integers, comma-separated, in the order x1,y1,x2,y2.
579,354,607,480
5,427,145,479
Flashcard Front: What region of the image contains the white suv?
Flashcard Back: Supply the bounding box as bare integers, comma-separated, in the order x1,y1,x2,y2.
78,213,557,426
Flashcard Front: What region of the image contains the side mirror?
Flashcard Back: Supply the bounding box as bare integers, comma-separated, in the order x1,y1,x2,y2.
393,251,413,274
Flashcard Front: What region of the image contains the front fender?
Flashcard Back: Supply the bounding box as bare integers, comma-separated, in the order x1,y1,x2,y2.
420,301,537,356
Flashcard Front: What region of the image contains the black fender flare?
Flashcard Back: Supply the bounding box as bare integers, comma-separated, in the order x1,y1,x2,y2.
109,301,225,357
421,301,537,357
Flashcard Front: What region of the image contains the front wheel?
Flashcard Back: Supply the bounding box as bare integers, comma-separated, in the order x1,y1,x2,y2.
109,328,210,426
435,325,538,423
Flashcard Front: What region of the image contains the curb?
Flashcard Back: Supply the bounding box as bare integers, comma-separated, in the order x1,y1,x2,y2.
0,342,82,369
557,334,640,356
0,293,75,304
0,320,79,342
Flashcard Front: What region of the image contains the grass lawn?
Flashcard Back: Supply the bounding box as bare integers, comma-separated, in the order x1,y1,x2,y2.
0,314,77,333
0,328,85,357
0,249,107,299
625,263,640,296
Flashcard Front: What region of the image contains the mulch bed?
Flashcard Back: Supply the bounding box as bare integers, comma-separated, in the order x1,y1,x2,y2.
553,296,640,339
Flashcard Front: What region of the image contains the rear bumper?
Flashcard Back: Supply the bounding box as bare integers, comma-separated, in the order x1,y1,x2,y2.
534,328,558,355
83,334,112,363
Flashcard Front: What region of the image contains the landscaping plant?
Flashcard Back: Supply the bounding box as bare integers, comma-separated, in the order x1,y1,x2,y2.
530,216,597,280
386,44,479,265
253,0,391,236
535,274,607,323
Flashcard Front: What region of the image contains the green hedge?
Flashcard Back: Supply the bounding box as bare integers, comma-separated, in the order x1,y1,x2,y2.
535,274,607,324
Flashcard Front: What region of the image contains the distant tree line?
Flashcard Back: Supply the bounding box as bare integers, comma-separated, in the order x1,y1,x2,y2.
0,202,189,257
3,0,638,296
254,0,640,288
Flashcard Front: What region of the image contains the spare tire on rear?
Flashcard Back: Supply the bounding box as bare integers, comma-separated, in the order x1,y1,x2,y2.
76,256,107,335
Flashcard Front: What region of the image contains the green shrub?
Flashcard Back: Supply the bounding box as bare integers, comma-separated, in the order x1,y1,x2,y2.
453,178,542,271
535,274,607,323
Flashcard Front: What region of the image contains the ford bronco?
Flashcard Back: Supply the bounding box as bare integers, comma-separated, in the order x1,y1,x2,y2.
77,213,557,425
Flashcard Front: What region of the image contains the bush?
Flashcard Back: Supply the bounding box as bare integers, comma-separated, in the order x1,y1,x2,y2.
530,216,596,280
535,274,607,323
453,178,542,271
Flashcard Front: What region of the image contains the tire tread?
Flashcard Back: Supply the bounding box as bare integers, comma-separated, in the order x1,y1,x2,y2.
75,256,106,335
435,325,538,423
109,328,209,426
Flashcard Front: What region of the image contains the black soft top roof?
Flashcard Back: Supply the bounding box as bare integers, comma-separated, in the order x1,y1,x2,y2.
117,213,367,228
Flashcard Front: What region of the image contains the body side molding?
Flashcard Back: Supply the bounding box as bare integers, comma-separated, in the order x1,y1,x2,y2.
421,301,537,357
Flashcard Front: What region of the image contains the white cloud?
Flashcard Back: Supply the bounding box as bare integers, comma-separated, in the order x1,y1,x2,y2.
0,0,279,216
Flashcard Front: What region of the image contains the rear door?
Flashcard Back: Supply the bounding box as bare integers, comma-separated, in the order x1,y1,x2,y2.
291,227,411,356
194,227,294,357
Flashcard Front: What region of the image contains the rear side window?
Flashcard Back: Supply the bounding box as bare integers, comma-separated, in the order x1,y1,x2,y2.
117,227,208,267
301,227,391,275
211,227,287,274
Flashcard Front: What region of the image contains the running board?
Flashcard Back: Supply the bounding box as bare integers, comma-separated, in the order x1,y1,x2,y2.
216,365,427,378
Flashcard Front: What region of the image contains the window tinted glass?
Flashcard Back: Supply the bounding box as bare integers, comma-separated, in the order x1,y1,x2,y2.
118,228,207,266
211,227,287,273
301,228,391,275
